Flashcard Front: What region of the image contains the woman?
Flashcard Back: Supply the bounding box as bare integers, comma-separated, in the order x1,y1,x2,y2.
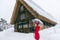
32,19,44,40
34,21,40,40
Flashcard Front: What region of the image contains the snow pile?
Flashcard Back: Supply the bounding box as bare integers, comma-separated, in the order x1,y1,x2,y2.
0,24,60,40
0,27,34,40
40,24,60,40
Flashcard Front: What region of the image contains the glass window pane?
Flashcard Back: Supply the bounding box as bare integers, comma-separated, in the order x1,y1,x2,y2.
19,25,22,28
21,6,24,11
21,14,25,20
23,24,28,28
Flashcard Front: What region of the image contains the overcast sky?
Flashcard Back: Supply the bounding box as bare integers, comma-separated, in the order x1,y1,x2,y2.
0,0,16,23
0,0,60,24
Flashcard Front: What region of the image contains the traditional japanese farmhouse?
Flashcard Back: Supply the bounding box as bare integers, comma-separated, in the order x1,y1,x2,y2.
10,0,57,33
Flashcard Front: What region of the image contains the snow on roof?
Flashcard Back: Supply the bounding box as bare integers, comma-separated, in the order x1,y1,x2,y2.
24,0,57,23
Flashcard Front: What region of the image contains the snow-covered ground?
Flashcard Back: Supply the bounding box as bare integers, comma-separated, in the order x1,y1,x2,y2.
0,28,34,40
0,24,60,40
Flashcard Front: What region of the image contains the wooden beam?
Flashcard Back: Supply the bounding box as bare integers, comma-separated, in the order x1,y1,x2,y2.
10,0,20,24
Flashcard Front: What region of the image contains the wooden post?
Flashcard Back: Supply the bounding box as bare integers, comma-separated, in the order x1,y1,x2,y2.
14,24,17,32
14,23,19,32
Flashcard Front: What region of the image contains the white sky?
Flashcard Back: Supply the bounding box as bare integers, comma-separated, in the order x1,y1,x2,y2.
0,0,60,24
0,0,16,23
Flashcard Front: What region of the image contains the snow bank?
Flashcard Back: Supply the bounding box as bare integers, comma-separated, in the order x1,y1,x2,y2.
40,24,60,40
0,24,60,40
0,27,34,40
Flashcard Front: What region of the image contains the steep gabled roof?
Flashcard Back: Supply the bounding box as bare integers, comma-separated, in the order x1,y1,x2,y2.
24,0,57,23
10,0,57,25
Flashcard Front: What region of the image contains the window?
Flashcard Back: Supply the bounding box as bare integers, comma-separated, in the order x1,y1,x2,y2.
19,25,22,28
20,6,24,12
18,24,28,28
21,13,25,20
23,24,28,28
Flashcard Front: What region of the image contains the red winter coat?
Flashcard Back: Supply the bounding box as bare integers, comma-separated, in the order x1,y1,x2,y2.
34,25,40,40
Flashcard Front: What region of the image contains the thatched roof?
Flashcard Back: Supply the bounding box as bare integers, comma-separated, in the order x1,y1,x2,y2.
10,0,57,25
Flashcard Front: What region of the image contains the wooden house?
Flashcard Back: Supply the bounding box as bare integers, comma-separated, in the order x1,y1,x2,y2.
10,0,57,33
